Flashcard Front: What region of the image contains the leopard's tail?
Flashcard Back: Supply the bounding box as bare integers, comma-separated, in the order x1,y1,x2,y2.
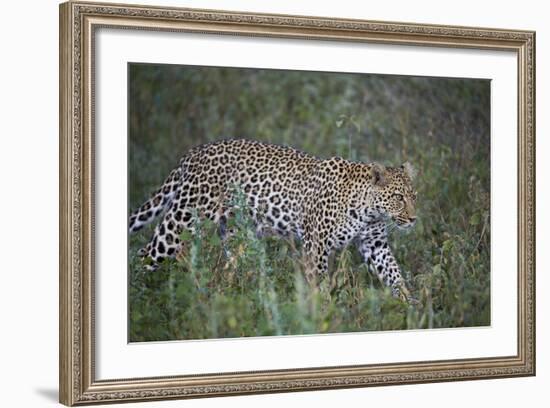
129,166,182,233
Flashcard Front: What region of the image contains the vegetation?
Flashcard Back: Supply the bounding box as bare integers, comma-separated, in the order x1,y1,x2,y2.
128,63,491,341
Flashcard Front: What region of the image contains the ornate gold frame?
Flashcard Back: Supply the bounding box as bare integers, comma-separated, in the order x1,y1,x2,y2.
59,1,535,405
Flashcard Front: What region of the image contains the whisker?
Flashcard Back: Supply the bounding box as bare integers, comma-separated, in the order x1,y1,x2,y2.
386,221,398,235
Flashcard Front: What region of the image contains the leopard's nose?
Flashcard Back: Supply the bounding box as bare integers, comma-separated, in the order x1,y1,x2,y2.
409,216,417,224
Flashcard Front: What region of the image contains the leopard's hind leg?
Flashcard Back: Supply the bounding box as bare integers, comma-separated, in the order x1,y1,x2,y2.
140,179,228,269
140,188,195,269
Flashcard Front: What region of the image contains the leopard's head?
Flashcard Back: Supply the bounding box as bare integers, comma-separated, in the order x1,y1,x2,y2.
368,162,418,229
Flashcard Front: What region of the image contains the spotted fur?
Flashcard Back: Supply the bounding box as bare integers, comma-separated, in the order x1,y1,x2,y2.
129,139,417,299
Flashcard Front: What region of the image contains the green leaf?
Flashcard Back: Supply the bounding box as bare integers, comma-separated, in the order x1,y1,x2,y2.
469,213,481,226
209,233,221,247
442,239,453,253
180,230,193,242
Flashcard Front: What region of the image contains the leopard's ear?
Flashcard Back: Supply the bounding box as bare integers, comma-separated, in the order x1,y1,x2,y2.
371,163,387,186
401,162,416,180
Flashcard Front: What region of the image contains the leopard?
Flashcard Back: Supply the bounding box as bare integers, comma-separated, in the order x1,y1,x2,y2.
129,139,418,300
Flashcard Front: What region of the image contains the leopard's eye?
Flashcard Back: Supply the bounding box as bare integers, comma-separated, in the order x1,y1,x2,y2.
393,193,403,201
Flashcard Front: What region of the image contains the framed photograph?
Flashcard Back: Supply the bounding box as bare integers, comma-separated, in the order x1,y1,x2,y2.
59,1,535,405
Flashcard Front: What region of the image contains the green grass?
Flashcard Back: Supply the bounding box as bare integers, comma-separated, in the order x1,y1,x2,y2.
128,63,490,342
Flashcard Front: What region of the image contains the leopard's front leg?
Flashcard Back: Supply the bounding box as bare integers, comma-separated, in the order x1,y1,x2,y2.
302,237,330,284
356,221,411,301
